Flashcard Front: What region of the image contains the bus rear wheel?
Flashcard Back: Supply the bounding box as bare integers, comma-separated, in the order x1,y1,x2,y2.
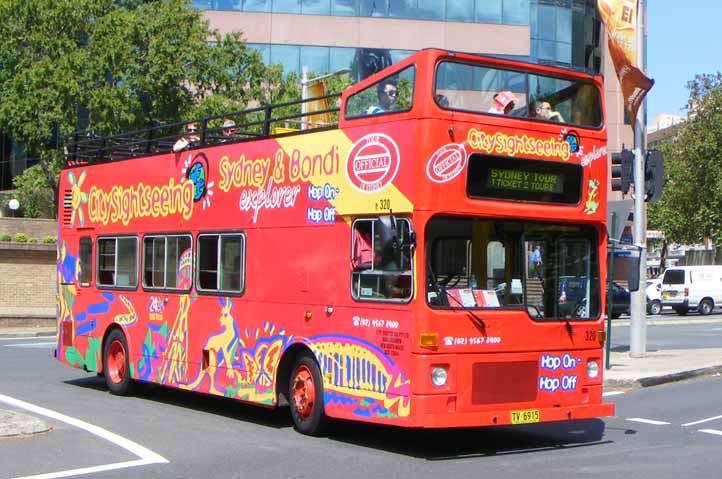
103,329,135,395
289,353,328,436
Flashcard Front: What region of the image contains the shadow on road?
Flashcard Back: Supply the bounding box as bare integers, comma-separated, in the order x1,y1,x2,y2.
326,418,609,460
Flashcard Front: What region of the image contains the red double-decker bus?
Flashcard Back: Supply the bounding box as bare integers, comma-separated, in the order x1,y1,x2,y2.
56,48,613,435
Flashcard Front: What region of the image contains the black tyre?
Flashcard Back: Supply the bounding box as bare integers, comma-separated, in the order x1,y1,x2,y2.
698,299,714,316
611,313,621,319
288,353,328,436
648,300,662,316
103,329,135,395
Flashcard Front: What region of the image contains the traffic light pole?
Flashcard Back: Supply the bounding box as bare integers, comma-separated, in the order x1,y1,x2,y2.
630,0,647,358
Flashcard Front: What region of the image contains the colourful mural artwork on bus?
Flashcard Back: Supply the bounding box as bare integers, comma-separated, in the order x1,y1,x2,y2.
67,170,89,228
584,179,601,215
306,335,410,419
57,241,79,345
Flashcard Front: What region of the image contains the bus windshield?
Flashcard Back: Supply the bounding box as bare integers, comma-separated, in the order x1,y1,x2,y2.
434,60,602,128
426,217,600,320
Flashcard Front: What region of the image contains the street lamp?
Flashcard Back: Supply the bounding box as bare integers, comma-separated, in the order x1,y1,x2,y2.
7,198,19,217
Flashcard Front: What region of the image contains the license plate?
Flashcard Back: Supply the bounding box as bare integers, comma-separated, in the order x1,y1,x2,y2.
662,292,675,299
511,409,540,424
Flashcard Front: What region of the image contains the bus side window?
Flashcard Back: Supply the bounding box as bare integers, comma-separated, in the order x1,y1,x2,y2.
351,218,413,302
79,237,92,287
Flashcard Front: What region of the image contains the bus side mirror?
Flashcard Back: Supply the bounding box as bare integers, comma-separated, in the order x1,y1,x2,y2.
626,257,640,292
377,214,398,253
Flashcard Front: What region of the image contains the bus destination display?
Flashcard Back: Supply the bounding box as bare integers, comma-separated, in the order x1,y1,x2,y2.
466,155,582,204
487,168,564,194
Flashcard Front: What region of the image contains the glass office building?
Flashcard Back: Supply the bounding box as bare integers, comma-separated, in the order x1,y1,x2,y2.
194,0,602,77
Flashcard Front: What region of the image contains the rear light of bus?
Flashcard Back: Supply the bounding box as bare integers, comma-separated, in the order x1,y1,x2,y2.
586,360,599,379
419,332,438,349
431,366,448,387
684,287,689,297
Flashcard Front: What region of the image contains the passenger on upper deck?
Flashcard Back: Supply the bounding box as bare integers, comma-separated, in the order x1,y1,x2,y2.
367,79,398,115
221,119,236,141
534,100,565,123
172,123,200,153
488,91,516,115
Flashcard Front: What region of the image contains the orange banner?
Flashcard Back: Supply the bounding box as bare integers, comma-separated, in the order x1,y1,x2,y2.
597,0,653,123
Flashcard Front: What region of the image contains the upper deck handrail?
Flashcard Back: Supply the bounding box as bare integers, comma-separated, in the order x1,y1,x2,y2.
64,92,342,167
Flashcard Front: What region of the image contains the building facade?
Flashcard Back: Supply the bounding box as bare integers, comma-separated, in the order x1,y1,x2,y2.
195,0,634,198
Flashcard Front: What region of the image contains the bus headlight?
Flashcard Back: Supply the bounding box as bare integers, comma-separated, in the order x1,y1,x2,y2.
431,366,448,387
587,360,599,379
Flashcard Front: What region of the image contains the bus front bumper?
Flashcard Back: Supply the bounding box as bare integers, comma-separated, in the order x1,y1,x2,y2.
411,397,615,429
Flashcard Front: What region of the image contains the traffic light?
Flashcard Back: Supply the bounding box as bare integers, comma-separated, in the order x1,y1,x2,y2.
611,148,633,193
645,150,664,203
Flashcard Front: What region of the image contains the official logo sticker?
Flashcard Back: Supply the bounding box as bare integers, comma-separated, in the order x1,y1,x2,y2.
345,133,400,193
426,143,467,183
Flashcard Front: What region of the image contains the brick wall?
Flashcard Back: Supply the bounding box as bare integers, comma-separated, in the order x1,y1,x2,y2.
0,243,56,326
0,218,57,239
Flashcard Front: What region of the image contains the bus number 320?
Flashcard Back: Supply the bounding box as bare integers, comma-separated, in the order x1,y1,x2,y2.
376,198,391,211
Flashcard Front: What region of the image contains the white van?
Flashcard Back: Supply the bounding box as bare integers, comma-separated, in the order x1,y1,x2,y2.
660,266,722,315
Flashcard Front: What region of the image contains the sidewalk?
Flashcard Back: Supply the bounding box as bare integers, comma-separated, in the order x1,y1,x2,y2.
604,348,722,388
0,327,55,338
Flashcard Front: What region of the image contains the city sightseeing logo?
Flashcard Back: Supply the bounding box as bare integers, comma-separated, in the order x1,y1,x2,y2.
345,133,400,194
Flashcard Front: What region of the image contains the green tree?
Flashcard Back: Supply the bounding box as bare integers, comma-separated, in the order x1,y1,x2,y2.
0,0,296,216
648,72,722,247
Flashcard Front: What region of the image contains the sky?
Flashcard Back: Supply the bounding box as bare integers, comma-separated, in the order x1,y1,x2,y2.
646,1,722,119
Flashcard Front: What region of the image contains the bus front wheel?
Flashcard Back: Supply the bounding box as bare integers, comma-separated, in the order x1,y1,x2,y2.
103,329,135,396
289,353,328,436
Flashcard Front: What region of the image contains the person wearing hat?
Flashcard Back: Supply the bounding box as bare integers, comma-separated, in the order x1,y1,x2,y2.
488,91,516,115
221,119,236,141
173,122,200,153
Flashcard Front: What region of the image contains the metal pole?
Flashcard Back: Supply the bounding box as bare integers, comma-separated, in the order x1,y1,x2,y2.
630,0,647,357
606,213,616,370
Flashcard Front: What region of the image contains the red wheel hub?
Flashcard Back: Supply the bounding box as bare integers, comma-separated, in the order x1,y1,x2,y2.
107,339,126,385
292,364,315,420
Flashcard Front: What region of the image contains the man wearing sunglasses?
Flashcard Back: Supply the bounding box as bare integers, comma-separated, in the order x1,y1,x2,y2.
172,122,201,153
367,79,398,115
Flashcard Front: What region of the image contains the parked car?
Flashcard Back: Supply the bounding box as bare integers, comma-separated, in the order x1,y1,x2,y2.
608,281,631,318
646,277,663,315
661,266,722,315
558,278,629,318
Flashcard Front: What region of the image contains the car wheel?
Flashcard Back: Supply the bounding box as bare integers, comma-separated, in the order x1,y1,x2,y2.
611,313,621,319
648,300,662,316
289,352,328,436
698,299,713,316
103,329,135,395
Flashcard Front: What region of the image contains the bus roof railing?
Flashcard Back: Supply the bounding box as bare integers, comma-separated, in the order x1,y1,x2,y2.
64,92,342,166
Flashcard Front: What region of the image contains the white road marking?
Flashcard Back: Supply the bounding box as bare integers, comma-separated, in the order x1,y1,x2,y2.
683,414,722,427
5,342,56,348
698,429,722,437
627,417,671,425
602,391,625,397
0,394,168,479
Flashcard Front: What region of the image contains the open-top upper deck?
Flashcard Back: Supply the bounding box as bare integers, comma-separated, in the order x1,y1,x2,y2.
64,48,605,168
